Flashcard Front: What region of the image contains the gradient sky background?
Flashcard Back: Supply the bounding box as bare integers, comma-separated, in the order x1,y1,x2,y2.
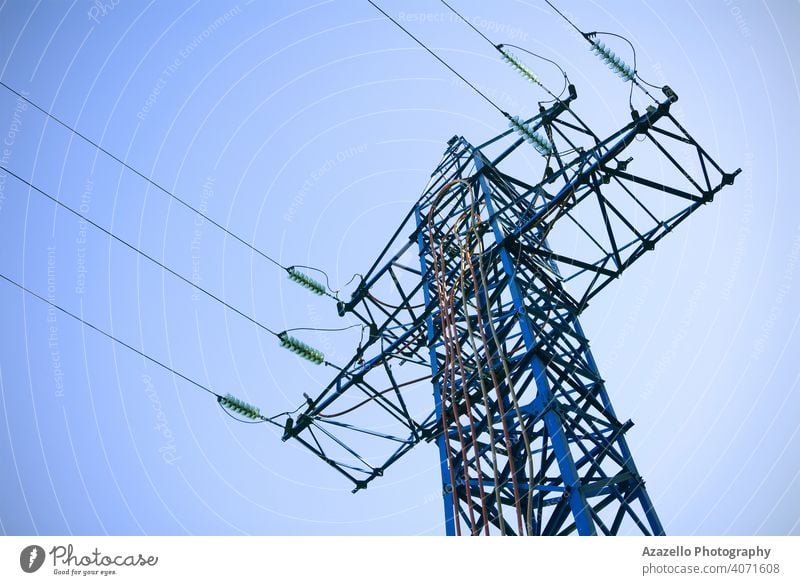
0,0,798,536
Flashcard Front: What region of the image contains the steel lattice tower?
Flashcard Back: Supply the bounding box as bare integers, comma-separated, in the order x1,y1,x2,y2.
281,87,739,535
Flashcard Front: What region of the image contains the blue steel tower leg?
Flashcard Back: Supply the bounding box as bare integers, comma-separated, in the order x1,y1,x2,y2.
411,148,667,535
571,316,664,535
416,205,457,536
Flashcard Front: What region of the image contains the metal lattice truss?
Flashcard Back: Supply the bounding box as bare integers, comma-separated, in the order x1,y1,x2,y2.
281,88,739,535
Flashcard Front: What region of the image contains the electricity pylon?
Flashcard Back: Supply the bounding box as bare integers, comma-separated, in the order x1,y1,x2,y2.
281,86,739,535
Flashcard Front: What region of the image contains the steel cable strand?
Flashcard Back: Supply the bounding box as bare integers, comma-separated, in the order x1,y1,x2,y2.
438,209,493,534
430,246,462,534
456,229,507,534
464,183,534,533
428,180,493,532
461,232,526,534
462,249,524,534
428,199,479,534
431,238,474,533
424,179,471,534
437,268,479,534
474,225,538,535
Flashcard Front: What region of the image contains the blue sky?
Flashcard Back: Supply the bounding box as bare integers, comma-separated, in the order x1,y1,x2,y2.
0,0,798,535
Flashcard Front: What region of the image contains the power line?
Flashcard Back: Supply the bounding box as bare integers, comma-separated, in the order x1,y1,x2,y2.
285,324,365,334
365,0,507,116
0,80,286,271
3,165,353,374
438,0,495,47
437,0,567,103
543,0,585,36
0,270,291,428
317,375,430,419
540,1,659,104
0,80,349,302
0,163,281,338
0,271,220,399
436,0,600,160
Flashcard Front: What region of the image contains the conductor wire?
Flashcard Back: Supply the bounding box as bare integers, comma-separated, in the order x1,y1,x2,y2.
0,80,288,272
366,0,508,116
0,164,282,339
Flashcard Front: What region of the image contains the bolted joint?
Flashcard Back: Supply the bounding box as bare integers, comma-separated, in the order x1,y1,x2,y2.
722,168,742,186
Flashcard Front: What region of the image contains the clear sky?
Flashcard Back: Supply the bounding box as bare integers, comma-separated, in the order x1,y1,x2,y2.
0,0,798,535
